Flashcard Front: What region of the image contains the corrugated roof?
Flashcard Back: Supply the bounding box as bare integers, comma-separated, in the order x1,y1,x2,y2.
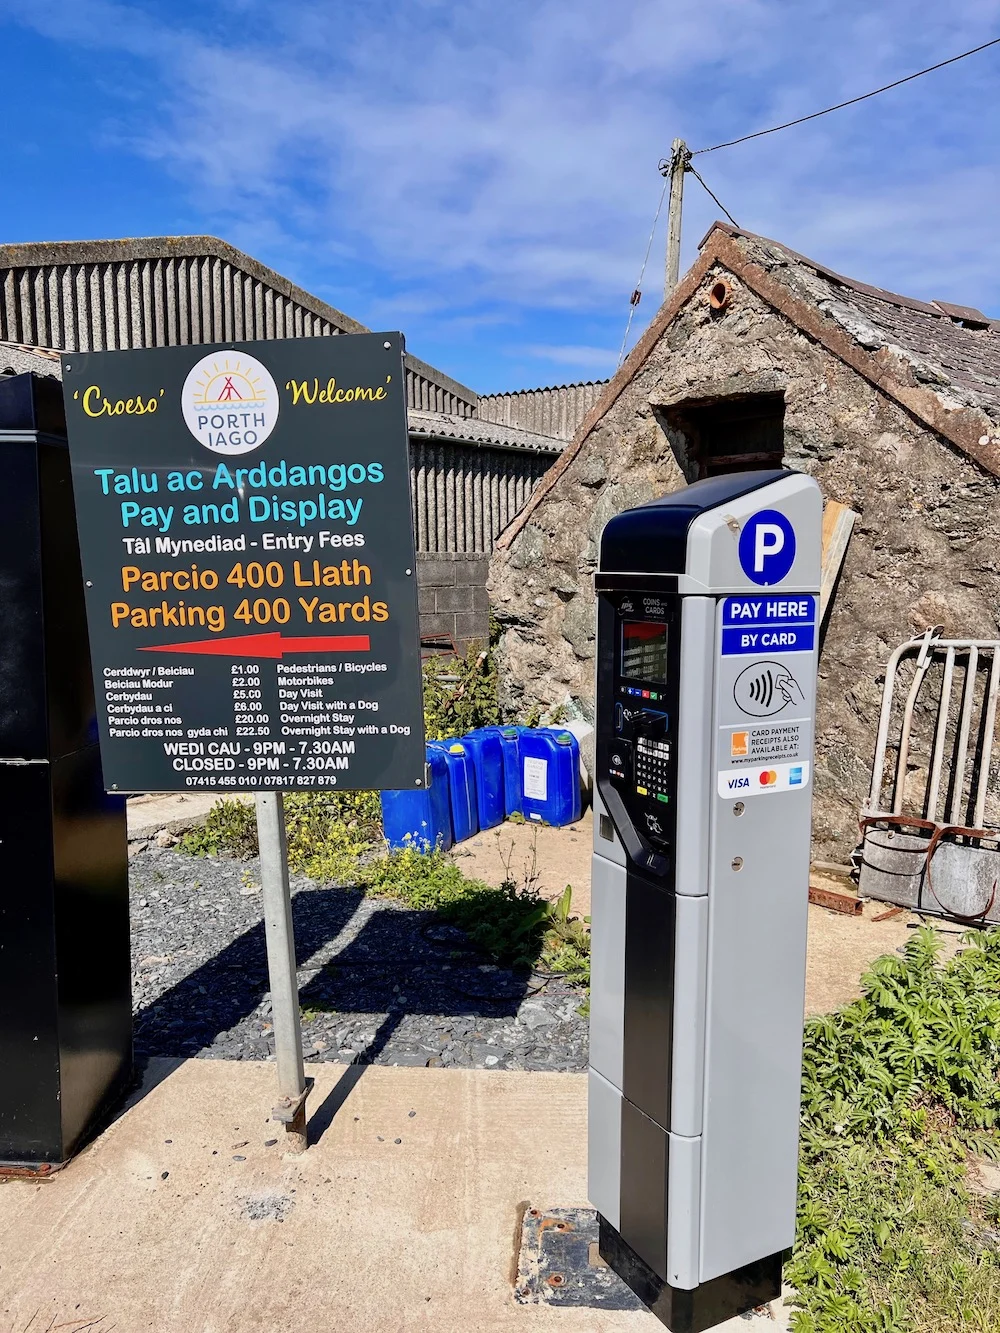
0,236,623,452
408,409,563,453
477,380,609,440
0,235,479,418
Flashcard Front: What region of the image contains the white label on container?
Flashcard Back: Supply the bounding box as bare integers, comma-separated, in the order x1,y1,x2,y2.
523,756,548,801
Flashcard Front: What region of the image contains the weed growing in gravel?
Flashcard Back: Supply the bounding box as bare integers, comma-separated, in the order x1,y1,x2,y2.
788,926,1000,1332
179,799,590,984
180,790,380,881
363,845,589,981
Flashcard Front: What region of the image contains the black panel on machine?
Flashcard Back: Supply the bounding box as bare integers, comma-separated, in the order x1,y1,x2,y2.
596,588,681,875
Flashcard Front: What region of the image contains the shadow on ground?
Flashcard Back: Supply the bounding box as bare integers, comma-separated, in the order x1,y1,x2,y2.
133,886,532,1058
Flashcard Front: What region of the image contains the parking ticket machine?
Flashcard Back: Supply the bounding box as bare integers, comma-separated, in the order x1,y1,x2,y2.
588,470,822,1330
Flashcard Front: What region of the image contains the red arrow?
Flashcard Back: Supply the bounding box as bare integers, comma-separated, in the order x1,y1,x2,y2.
137,632,371,659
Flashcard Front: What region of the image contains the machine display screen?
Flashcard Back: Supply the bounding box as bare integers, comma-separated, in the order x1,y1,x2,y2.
621,621,668,682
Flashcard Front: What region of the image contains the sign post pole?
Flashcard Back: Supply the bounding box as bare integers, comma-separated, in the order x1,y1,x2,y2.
255,791,311,1152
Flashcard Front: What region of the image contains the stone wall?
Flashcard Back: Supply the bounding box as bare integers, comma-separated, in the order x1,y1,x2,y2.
417,552,490,650
489,265,1000,860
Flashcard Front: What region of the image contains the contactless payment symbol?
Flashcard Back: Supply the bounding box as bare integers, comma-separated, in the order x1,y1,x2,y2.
738,509,796,586
733,661,804,717
181,351,280,455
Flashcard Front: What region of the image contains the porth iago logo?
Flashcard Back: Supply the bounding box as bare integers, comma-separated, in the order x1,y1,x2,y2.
181,352,279,455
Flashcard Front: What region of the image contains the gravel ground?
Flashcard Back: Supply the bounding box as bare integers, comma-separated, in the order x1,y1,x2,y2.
130,846,589,1072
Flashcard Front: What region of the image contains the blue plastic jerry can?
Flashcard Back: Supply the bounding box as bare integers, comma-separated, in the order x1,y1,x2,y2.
427,740,479,842
459,729,506,830
518,728,582,827
381,745,453,851
470,725,523,816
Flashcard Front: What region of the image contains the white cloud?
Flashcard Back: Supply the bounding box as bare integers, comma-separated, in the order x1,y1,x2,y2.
6,0,1000,334
518,343,617,371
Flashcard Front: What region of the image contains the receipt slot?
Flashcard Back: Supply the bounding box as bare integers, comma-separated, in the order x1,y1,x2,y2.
588,469,821,1330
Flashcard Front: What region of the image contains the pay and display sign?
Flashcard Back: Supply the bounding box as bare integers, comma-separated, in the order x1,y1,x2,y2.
62,335,425,794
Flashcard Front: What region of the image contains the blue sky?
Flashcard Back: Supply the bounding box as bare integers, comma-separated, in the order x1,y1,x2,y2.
2,0,998,393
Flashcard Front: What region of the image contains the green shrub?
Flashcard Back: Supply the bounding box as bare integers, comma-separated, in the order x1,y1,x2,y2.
422,638,500,740
789,926,1000,1332
179,790,380,882
179,798,259,859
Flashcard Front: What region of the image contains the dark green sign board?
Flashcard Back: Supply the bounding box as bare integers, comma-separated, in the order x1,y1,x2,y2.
62,335,425,794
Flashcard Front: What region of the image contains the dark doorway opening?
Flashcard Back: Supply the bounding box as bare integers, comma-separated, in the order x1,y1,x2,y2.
659,392,785,482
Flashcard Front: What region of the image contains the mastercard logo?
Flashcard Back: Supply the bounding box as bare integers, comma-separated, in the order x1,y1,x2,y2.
759,769,778,786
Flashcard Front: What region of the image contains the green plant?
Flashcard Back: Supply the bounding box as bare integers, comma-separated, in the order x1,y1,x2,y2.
422,637,500,740
361,844,541,969
518,701,569,728
538,885,591,986
788,926,1000,1332
179,790,381,882
361,845,590,981
180,798,259,858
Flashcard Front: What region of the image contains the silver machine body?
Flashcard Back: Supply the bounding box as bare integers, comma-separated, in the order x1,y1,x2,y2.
588,469,822,1329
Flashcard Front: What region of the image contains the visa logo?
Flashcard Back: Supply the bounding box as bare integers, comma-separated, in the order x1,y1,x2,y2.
727,776,751,790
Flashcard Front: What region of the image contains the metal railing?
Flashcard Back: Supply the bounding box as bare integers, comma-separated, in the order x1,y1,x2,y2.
859,629,1000,922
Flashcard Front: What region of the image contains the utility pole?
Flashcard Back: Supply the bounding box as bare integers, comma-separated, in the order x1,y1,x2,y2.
663,138,691,298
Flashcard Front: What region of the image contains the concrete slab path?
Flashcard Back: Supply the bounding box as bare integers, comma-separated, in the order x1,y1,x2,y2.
0,1062,791,1333
127,792,251,842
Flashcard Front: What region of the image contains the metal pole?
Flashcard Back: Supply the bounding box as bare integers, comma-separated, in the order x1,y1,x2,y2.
664,138,690,298
255,791,311,1153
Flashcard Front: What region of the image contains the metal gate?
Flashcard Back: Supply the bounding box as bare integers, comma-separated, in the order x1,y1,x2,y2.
858,629,1000,923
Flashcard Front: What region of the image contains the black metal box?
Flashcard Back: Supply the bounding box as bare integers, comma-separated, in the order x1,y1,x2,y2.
0,373,131,1165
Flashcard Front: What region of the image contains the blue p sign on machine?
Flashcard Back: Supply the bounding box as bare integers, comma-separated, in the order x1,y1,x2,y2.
737,509,797,586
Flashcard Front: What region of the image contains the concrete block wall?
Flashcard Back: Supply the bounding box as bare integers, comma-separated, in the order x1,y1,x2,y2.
416,553,490,650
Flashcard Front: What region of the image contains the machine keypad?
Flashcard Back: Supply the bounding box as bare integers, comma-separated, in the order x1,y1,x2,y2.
635,736,671,800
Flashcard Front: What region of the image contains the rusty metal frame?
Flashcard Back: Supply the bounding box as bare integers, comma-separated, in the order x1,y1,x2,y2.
860,629,1000,923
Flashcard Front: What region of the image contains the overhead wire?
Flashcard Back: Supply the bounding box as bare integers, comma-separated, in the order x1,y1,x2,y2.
685,162,739,228
692,35,1000,155
616,175,669,369
615,156,741,367
614,37,999,372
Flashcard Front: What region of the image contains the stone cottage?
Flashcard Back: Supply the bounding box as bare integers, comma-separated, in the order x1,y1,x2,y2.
490,222,1000,859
